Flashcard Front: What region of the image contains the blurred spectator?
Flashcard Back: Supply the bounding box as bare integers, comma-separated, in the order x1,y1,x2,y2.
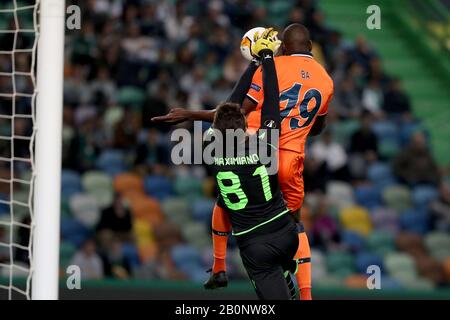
135,129,170,167
70,239,104,280
311,131,350,181
349,112,378,179
143,83,170,131
121,22,158,63
348,36,377,71
96,195,133,237
335,76,361,118
113,110,139,149
163,0,194,42
101,236,132,279
430,182,450,231
286,6,306,26
90,67,117,108
393,131,440,186
383,78,412,118
311,197,340,250
180,65,211,110
223,49,248,83
349,112,379,161
362,78,383,116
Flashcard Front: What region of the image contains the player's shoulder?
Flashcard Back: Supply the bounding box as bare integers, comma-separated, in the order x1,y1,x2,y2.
311,59,334,91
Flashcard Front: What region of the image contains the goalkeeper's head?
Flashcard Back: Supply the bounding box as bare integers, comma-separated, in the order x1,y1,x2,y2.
212,102,247,134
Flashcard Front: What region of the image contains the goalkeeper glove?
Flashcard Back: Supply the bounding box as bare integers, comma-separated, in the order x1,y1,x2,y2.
252,28,282,58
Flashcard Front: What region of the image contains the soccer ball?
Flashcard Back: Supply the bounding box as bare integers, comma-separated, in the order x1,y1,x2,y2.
240,27,266,61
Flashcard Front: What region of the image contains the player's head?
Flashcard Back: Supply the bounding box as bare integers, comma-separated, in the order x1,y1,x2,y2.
213,102,247,133
281,23,312,55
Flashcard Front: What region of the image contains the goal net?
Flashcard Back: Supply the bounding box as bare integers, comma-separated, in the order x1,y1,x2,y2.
0,0,39,300
0,0,64,300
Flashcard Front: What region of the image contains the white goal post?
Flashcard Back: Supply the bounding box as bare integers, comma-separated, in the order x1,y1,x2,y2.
32,0,65,300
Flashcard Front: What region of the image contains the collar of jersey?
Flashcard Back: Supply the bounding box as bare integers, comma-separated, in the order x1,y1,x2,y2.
290,51,313,58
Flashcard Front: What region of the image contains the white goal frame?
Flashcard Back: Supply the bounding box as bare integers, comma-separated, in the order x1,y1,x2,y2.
32,0,65,300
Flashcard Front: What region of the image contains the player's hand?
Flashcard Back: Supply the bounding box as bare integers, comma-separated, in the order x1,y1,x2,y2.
252,28,281,57
151,108,191,124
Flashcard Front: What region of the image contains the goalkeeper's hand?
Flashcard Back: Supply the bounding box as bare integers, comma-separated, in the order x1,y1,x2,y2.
252,28,281,57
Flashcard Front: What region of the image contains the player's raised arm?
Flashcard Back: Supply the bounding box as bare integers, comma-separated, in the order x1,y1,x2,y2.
259,51,280,131
151,60,260,124
254,29,281,133
227,59,260,104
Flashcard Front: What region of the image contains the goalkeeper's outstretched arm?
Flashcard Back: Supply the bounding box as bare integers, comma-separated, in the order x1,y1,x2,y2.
151,60,260,124
227,59,259,104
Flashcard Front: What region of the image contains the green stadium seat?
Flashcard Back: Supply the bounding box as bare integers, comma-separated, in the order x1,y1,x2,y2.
331,119,360,148
326,181,355,209
174,176,203,199
161,197,191,227
182,221,210,250
117,86,145,108
367,231,395,257
82,171,114,209
314,275,343,287
424,232,450,262
382,185,412,212
69,194,100,228
326,251,355,279
379,140,399,160
396,274,435,290
384,252,419,286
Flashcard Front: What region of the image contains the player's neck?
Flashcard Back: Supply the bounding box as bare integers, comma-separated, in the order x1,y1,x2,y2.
289,51,313,57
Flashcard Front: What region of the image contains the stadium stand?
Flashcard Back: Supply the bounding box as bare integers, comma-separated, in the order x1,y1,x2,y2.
0,0,449,294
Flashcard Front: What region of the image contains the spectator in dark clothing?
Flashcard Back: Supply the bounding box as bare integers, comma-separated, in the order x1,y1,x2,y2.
100,236,132,279
303,157,328,193
143,84,170,132
393,131,440,186
350,112,379,160
348,36,377,72
383,78,412,116
135,129,169,166
349,112,379,179
96,195,133,236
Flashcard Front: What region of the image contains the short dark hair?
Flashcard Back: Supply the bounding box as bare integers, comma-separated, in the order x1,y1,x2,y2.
213,102,246,133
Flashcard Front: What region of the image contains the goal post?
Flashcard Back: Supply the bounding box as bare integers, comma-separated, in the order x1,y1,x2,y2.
32,0,65,300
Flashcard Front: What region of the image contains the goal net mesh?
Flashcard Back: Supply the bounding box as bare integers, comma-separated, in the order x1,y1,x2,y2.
0,0,39,300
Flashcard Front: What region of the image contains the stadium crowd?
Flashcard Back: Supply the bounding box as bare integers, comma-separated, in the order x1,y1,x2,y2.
0,0,449,289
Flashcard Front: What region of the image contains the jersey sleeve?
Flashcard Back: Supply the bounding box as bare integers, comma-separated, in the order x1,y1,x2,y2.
246,66,264,105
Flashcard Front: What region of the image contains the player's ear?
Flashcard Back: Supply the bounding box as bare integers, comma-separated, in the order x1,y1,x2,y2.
308,40,313,52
